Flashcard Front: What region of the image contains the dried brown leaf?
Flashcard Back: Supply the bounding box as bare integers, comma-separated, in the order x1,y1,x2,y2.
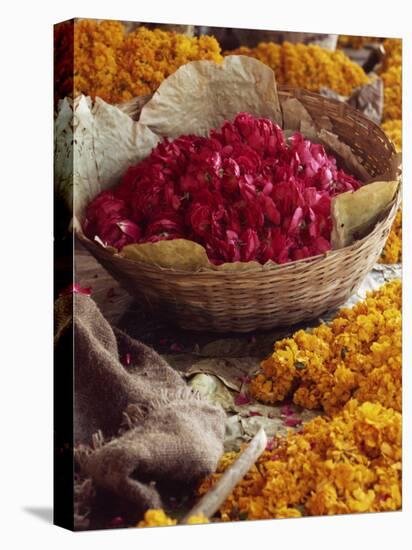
331,180,399,248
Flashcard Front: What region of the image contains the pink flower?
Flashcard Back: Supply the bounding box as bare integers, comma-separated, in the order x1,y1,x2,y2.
284,417,302,428
59,283,92,296
280,404,295,416
234,393,250,406
84,113,361,265
121,352,132,367
241,228,260,261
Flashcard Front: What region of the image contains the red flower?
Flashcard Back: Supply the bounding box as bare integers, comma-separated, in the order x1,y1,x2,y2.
241,228,260,261
84,113,361,265
234,392,250,406
59,283,92,296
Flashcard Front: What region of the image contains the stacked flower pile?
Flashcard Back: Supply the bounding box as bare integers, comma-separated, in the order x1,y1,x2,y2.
337,35,384,49
55,19,222,103
85,113,361,265
135,281,402,523
198,399,401,519
226,42,369,96
54,21,75,104
249,280,401,414
137,509,177,527
379,209,402,264
196,280,402,520
379,38,402,264
137,509,208,527
380,38,402,124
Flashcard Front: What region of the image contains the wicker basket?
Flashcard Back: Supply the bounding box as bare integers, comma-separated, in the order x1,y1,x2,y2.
77,87,400,333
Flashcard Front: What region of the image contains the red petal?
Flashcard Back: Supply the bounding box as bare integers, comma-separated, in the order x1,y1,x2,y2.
280,404,295,416
116,220,141,241
284,417,302,427
288,207,304,233
234,393,250,406
121,352,132,367
59,283,92,296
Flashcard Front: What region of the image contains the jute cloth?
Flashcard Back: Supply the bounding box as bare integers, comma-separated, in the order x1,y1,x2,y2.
54,293,226,528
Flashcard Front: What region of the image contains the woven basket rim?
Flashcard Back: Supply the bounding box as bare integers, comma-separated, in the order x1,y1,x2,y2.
278,85,395,150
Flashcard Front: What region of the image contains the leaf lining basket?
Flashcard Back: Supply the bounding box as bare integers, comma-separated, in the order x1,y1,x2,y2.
77,86,400,332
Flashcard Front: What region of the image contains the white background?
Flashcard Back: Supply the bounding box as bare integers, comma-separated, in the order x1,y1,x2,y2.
0,0,410,548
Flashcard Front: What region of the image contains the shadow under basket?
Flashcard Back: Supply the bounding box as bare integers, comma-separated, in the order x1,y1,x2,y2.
77,87,401,333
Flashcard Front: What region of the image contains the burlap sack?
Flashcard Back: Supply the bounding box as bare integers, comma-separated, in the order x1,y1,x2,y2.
54,293,226,528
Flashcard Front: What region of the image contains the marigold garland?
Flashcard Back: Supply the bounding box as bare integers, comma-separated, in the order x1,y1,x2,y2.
136,509,208,527
249,280,401,414
198,399,401,519
378,39,402,265
56,19,223,104
380,38,402,124
379,119,401,266
137,509,177,527
186,514,210,524
226,42,369,96
379,209,402,264
337,35,384,49
139,283,402,525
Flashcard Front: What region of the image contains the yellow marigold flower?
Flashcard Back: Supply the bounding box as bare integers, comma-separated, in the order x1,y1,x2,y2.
137,509,177,527
381,38,402,73
250,281,402,414
56,20,223,104
226,42,369,96
273,506,302,519
379,120,402,268
380,209,402,264
199,399,401,520
186,514,209,524
337,36,384,49
380,39,402,124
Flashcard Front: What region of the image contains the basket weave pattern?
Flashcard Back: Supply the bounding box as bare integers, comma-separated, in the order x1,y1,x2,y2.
78,87,400,332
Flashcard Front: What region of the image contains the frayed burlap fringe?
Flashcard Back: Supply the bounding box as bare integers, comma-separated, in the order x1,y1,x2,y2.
55,293,226,528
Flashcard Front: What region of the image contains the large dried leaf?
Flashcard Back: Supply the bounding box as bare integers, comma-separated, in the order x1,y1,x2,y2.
184,358,260,391
121,238,270,272
347,77,383,125
188,373,235,410
320,78,384,125
281,97,317,140
54,97,75,210
331,180,399,248
197,333,286,359
55,96,160,220
92,98,159,197
121,239,210,270
139,55,283,138
318,129,371,181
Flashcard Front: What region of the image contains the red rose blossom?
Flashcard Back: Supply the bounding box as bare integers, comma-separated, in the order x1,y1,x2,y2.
84,113,361,265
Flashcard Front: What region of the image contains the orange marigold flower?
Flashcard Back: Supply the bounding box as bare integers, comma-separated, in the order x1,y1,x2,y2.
198,400,401,520
55,19,223,104
137,509,177,527
249,280,402,414
226,41,369,96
